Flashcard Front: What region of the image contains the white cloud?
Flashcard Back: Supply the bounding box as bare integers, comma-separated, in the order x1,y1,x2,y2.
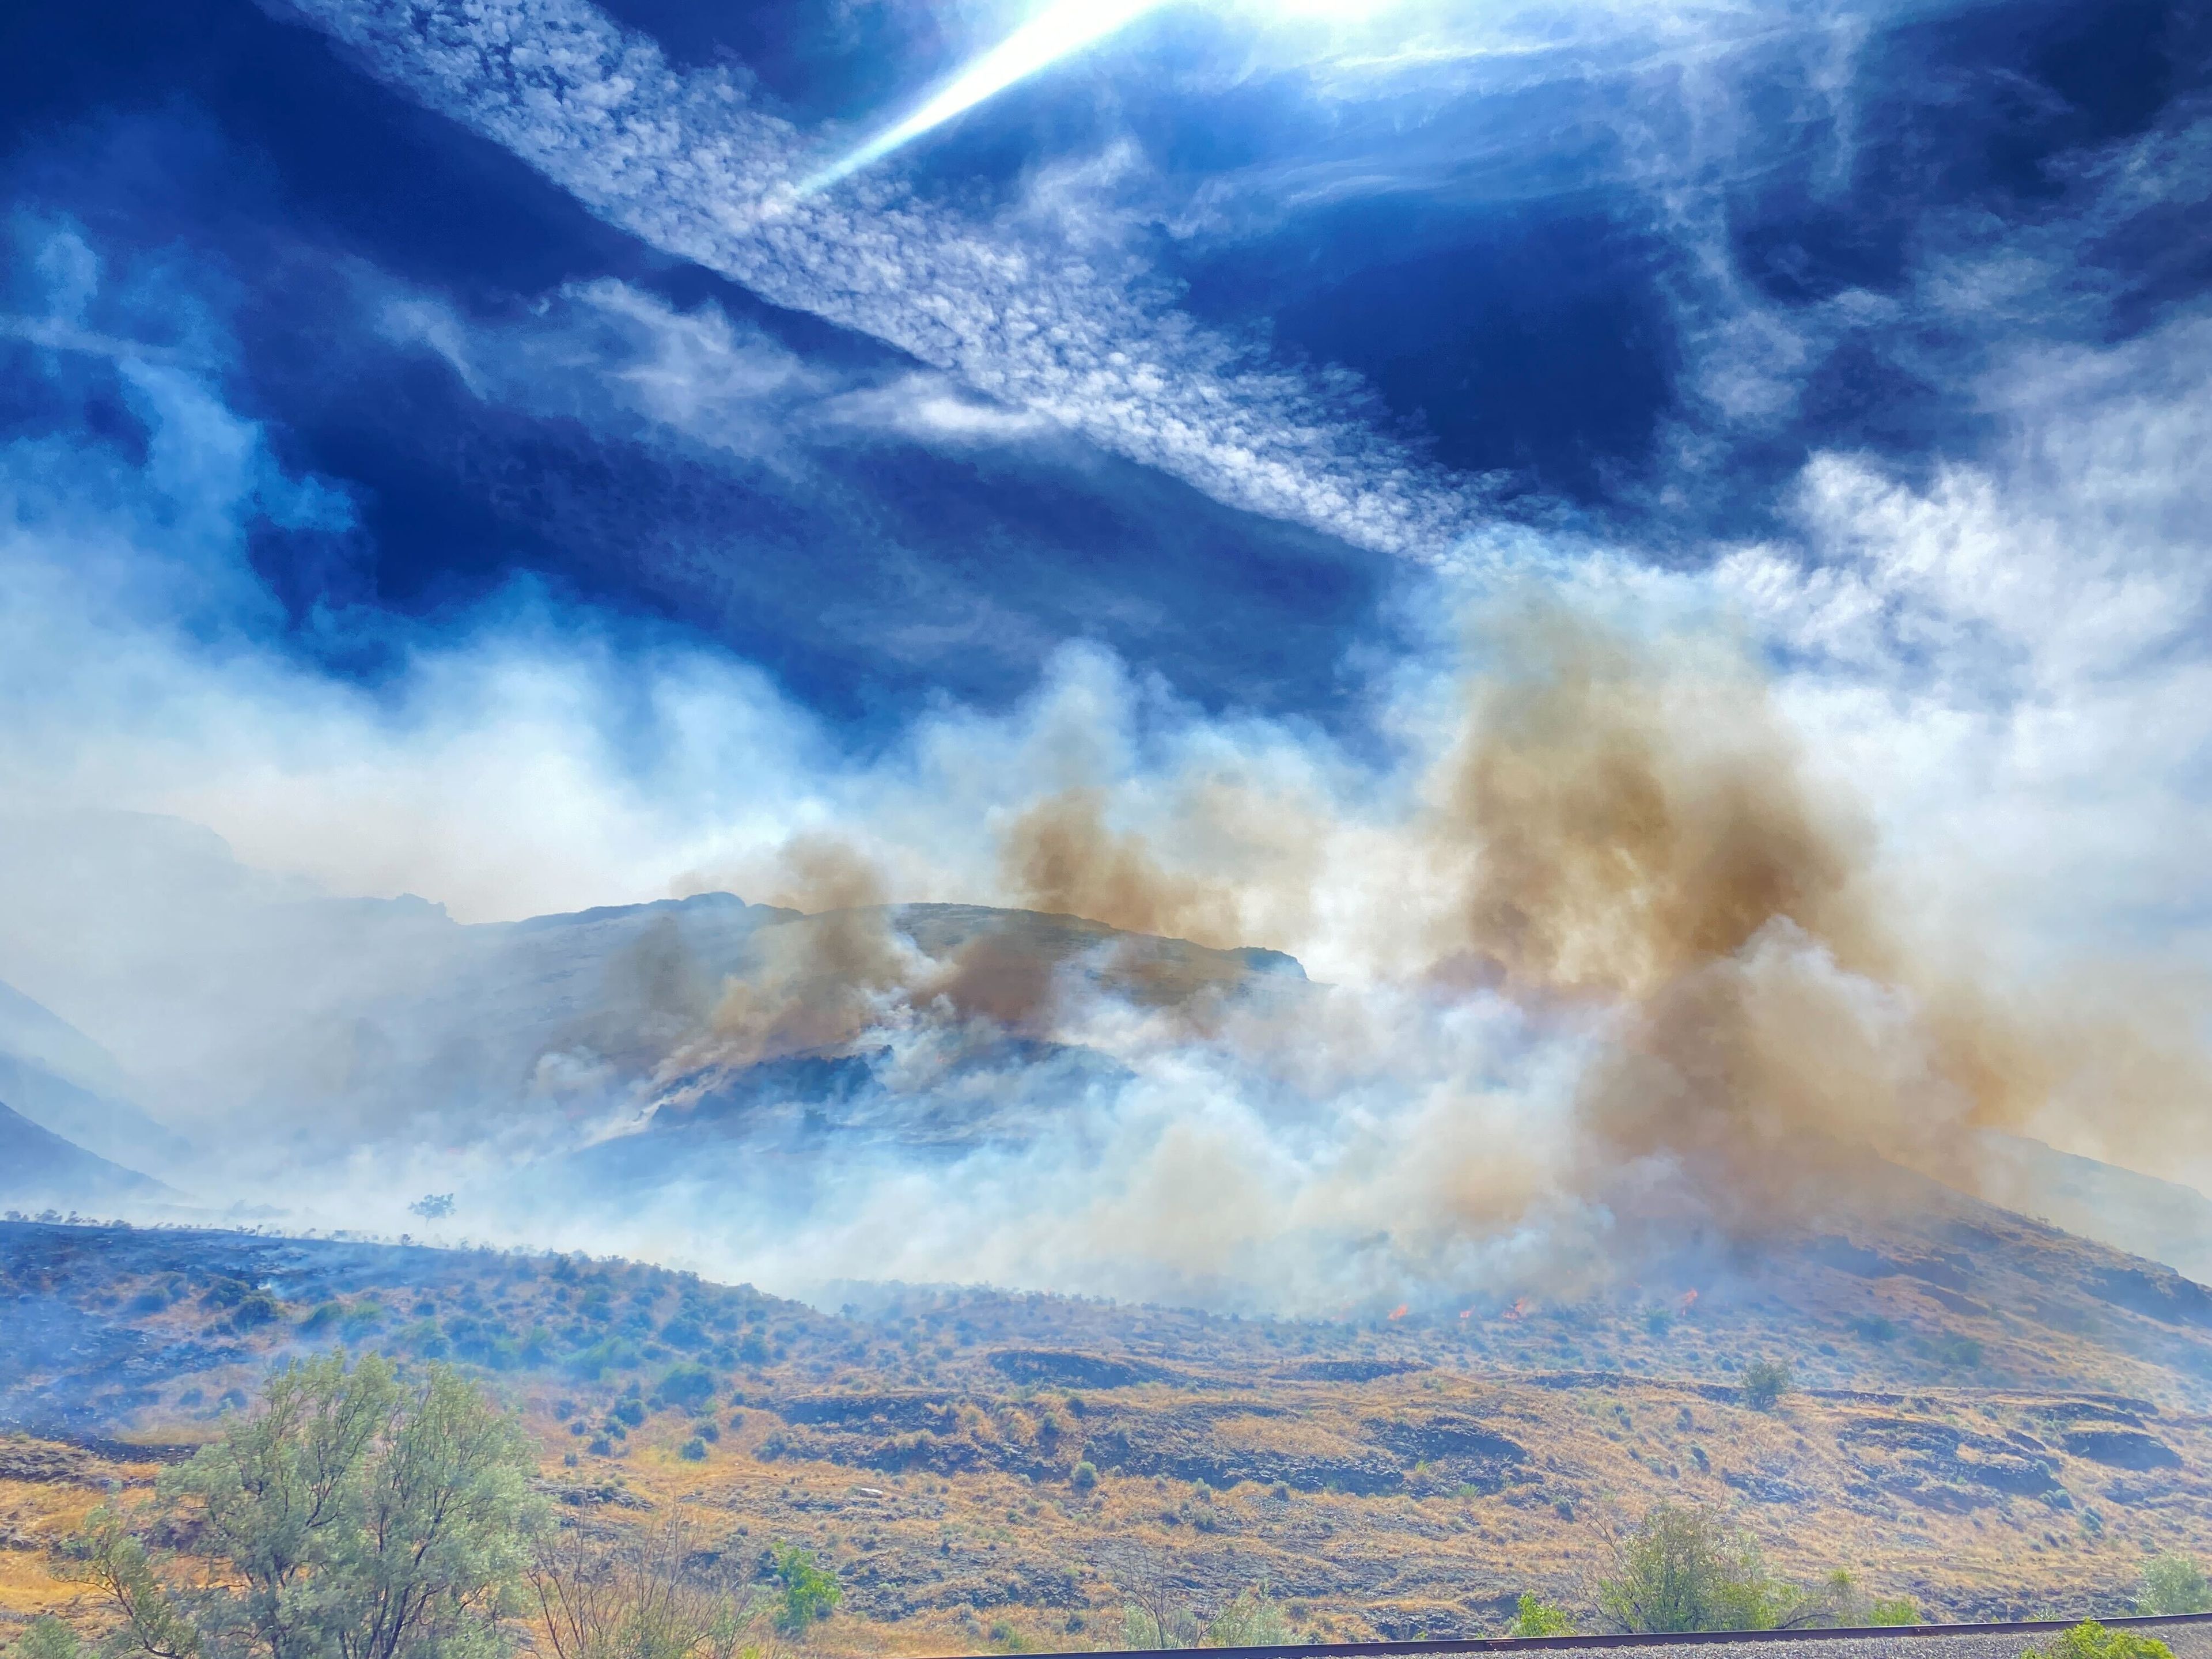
273,0,1493,561
1714,308,2212,994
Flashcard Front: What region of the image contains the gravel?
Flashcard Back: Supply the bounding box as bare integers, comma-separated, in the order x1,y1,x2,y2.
1530,1628,2212,1659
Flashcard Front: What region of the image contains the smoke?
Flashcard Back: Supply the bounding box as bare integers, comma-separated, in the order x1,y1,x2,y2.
458,597,2212,1310
4,219,2211,1312
1429,608,1874,999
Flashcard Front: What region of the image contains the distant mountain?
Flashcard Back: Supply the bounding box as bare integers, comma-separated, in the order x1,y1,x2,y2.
512,901,1301,1210
0,1100,171,1206
0,977,131,1096
0,981,194,1171
1976,1131,2212,1284
228,892,1299,1152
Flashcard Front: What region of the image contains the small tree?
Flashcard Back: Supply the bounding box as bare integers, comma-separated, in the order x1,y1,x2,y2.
1596,1504,1825,1633
770,1546,840,1634
83,1351,539,1659
1741,1359,1791,1411
1507,1593,1574,1637
2140,1556,2212,1616
1108,1547,1197,1650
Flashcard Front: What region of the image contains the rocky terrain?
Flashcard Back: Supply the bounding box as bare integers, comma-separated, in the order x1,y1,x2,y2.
3,1211,2211,1652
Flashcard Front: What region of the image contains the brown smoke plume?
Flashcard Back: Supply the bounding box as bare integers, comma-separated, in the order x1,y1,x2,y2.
1002,788,1248,949
1416,603,2211,1233
664,836,915,1078
1428,609,1880,998
655,604,2210,1270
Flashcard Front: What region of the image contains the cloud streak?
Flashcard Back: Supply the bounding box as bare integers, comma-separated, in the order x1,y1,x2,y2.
271,0,1493,561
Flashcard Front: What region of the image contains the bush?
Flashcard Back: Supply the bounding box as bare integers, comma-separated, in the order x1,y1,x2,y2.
654,1364,716,1411
1869,1598,1920,1626
1741,1359,1791,1411
2140,1556,2212,1616
772,1544,842,1632
7,1616,81,1659
1508,1593,1574,1637
2025,1623,2176,1659
613,1397,647,1427
1204,1586,1290,1647
531,1513,747,1659
1596,1503,1828,1633
1923,1335,1983,1370
1071,1460,1099,1490
81,1351,537,1659
678,1438,709,1462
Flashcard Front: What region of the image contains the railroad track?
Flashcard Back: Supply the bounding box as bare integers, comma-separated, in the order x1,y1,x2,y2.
990,1612,2212,1659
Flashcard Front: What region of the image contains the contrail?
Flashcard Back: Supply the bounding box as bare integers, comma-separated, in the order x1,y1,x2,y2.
800,0,1173,195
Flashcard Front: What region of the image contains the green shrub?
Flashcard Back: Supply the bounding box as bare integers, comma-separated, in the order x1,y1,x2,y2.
654,1363,715,1411
678,1438,708,1462
1923,1335,1984,1370
7,1616,81,1659
2140,1556,2212,1616
772,1544,842,1631
613,1397,647,1427
1507,1593,1574,1637
1204,1586,1290,1646
1868,1598,1919,1626
1596,1503,1828,1632
2025,1622,2176,1659
229,1291,281,1331
1741,1359,1791,1411
1071,1460,1099,1490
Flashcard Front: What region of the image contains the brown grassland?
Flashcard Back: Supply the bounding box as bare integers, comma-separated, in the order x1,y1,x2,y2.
3,1203,2211,1653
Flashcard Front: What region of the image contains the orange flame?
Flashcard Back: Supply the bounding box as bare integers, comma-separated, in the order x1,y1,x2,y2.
1387,1303,1409,1321
1679,1289,1700,1312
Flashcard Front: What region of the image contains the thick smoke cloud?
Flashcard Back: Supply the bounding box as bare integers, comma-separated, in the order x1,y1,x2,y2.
3,201,2211,1310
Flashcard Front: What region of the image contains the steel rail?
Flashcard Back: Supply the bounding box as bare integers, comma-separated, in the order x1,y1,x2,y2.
968,1612,2212,1659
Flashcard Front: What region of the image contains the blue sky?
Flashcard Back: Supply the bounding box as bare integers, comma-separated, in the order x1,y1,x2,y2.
3,0,2211,1224
7,0,2198,733
0,0,2202,845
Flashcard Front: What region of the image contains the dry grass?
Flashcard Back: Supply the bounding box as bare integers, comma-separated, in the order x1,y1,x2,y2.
6,1205,2212,1653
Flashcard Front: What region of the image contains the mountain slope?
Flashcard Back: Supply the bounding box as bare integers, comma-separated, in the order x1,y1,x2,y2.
6,1215,2212,1633
0,1100,171,1206
1977,1132,2212,1285
0,979,193,1169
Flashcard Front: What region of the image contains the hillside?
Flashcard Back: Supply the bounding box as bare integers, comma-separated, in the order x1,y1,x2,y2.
0,1105,168,1208
3,1211,2211,1648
